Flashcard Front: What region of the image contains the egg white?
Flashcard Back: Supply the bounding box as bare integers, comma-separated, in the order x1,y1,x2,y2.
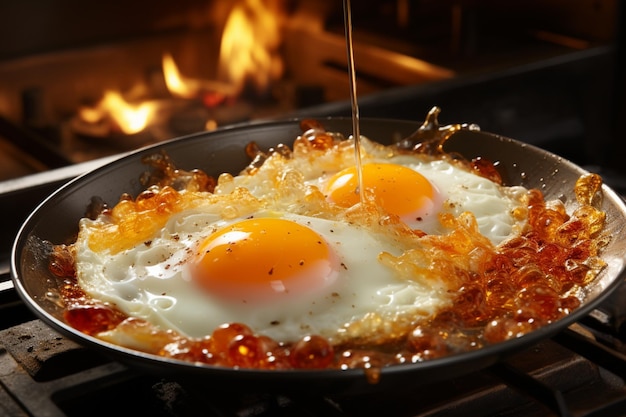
75,210,452,343
381,154,528,244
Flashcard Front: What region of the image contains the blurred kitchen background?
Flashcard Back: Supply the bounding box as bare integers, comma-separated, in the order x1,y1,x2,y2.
0,0,623,188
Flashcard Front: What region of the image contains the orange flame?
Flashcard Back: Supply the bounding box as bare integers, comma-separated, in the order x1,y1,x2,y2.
162,53,196,99
78,0,285,137
217,0,284,95
162,53,236,100
79,90,157,135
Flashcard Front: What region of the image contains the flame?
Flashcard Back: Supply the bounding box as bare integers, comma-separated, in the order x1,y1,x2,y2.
162,53,196,99
162,52,236,102
217,0,284,95
79,90,157,135
77,0,285,138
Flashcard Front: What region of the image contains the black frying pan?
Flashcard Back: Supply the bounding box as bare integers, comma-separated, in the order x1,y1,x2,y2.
11,117,626,396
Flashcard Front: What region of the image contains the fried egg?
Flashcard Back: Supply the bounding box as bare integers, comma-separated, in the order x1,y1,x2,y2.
76,209,451,342
321,155,527,244
74,134,529,345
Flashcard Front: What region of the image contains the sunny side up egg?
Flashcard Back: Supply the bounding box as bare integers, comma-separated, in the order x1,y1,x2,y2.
74,134,529,346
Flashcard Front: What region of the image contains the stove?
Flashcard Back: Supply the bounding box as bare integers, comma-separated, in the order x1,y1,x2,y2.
2,1,626,415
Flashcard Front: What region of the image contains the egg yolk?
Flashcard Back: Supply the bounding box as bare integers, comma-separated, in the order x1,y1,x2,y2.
325,163,438,222
192,217,338,303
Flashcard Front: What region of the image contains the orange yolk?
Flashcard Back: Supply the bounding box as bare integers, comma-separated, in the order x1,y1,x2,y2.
325,163,438,223
192,217,338,303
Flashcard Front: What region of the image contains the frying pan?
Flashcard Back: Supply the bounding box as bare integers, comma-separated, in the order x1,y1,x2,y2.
11,117,626,396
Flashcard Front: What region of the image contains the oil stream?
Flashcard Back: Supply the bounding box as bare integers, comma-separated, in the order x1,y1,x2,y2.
343,0,365,203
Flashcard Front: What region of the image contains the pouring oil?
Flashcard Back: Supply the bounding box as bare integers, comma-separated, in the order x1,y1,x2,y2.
343,0,365,203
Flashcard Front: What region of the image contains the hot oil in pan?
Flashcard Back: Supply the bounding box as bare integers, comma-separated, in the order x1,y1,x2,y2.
343,0,365,203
